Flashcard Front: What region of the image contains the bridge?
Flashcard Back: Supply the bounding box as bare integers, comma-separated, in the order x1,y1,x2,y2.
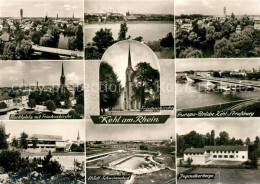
32,45,84,58
186,75,260,88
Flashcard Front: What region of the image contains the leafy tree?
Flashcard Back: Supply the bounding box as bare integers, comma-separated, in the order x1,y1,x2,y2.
15,40,34,59
71,144,84,152
210,130,215,146
76,93,84,105
212,71,221,77
2,42,16,60
31,31,43,44
231,12,235,19
99,62,121,114
133,36,143,42
75,104,84,115
0,150,22,172
20,132,28,149
27,99,36,109
219,131,230,145
160,32,174,47
11,137,19,148
246,137,251,146
32,138,39,149
75,25,83,51
118,22,128,41
46,100,57,112
0,102,7,109
132,62,160,108
0,124,9,149
179,47,203,58
69,110,81,119
93,28,114,54
187,157,193,166
214,38,236,58
42,151,62,176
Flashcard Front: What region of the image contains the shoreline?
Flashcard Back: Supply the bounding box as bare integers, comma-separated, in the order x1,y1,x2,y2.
84,21,173,25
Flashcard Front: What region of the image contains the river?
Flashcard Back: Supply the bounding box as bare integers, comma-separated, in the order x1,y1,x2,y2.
177,82,260,109
84,22,174,43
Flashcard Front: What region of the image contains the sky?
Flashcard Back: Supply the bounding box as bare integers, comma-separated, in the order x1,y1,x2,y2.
0,61,84,87
177,59,260,72
0,0,83,18
102,40,159,86
86,118,175,141
177,118,260,141
85,0,174,14
1,120,84,141
175,0,260,16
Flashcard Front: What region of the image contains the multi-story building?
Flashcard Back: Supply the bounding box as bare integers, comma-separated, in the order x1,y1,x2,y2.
0,95,14,108
26,134,65,153
184,146,248,165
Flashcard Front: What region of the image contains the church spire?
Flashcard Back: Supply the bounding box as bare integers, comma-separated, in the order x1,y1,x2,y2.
77,130,80,141
127,42,132,70
61,62,64,76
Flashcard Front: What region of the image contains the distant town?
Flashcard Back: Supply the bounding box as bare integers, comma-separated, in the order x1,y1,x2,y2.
175,7,260,58
85,10,173,23
0,8,84,60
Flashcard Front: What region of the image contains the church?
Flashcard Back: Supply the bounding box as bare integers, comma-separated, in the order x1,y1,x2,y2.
112,44,141,111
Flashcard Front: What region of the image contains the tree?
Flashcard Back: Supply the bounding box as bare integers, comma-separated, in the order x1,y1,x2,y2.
254,136,260,151
187,157,193,166
0,124,9,149
15,40,34,59
133,36,143,42
99,62,121,114
46,100,57,112
179,47,203,58
71,144,84,152
27,99,36,109
32,138,39,149
11,137,19,148
118,22,128,41
75,25,83,51
214,38,236,58
0,102,7,109
210,130,215,146
93,28,114,54
212,71,221,77
42,151,62,176
132,62,160,109
160,32,174,47
219,131,230,145
231,12,235,19
246,137,251,146
2,42,16,60
20,132,28,149
0,150,22,172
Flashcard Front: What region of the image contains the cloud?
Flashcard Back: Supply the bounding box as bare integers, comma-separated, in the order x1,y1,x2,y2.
66,72,80,84
34,3,49,7
9,77,18,81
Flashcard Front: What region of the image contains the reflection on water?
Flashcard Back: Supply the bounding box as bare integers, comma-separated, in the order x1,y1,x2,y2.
177,82,260,109
84,23,174,43
58,34,70,49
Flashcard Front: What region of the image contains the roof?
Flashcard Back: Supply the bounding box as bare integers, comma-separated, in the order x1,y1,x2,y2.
0,95,13,101
184,148,205,153
29,134,62,141
184,146,248,153
204,146,248,152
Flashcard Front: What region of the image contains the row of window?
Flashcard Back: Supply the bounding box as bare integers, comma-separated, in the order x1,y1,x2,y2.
28,146,55,149
212,155,245,159
207,150,239,154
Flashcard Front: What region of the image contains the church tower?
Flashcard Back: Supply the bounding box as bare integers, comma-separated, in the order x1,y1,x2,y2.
77,130,80,143
223,7,227,18
20,9,23,23
59,63,66,94
125,43,134,110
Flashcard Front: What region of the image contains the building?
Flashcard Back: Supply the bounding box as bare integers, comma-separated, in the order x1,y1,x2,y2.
26,134,65,153
112,43,141,111
20,8,23,23
223,7,227,18
0,95,14,108
180,24,193,32
236,25,242,34
59,63,67,94
254,17,260,30
184,146,248,165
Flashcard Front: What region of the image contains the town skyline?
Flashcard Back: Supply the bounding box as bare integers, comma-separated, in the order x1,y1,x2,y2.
0,61,84,88
177,59,260,72
175,0,260,16
178,118,260,141
0,0,83,18
85,0,174,14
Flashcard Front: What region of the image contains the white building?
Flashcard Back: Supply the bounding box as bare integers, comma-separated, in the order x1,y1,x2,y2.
180,24,193,32
184,146,248,165
26,134,65,153
0,95,14,108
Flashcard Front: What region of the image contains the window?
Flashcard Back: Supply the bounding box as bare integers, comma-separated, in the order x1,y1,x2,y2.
224,151,226,153
213,155,217,158
230,155,234,158
236,151,238,153
224,155,228,158
218,155,222,158
242,156,245,159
